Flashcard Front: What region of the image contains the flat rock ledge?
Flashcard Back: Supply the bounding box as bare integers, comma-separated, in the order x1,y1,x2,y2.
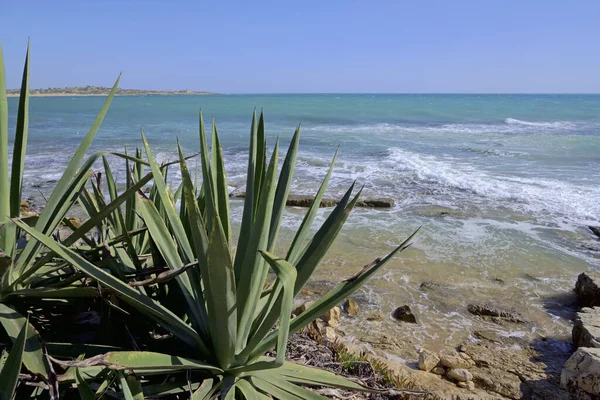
230,191,395,208
575,272,600,307
573,307,600,349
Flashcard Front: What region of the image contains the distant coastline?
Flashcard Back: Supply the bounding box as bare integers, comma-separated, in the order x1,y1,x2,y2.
7,86,216,97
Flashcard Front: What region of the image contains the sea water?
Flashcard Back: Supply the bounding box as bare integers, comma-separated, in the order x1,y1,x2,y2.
7,94,600,357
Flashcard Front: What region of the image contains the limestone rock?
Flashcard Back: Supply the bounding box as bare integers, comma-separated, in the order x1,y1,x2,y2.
418,348,440,372
321,326,337,342
467,302,525,323
447,368,473,382
431,366,446,375
343,299,360,316
358,198,395,208
456,381,468,388
392,305,418,323
321,306,341,327
576,273,600,307
573,307,600,349
561,347,600,399
439,349,472,369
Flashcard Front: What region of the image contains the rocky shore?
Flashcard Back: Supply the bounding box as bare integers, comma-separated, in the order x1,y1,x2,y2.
293,266,600,400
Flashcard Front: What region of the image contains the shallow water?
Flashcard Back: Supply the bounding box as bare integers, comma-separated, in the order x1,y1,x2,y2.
7,93,600,359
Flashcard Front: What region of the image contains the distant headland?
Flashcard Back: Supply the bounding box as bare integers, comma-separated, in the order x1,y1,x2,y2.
7,86,216,97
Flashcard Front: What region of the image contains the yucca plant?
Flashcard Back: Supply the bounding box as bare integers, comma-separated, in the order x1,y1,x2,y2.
16,106,418,398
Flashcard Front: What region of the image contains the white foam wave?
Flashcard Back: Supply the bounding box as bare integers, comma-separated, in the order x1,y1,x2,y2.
504,118,576,129
385,147,600,222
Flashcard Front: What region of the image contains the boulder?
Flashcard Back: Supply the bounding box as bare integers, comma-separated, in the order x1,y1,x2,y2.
575,273,600,307
342,299,360,316
561,347,600,399
589,226,600,239
447,368,473,382
392,305,418,323
467,302,525,323
439,349,473,369
418,348,440,372
431,366,446,375
321,306,341,328
573,307,600,349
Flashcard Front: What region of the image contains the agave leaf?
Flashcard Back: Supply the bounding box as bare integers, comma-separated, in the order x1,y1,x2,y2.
236,141,279,352
178,144,235,365
101,351,222,372
3,42,30,260
268,126,301,251
191,378,217,400
0,303,50,379
293,184,361,295
237,250,296,366
12,74,120,282
252,229,418,359
140,131,194,262
119,372,145,400
248,376,304,400
0,321,27,399
286,149,338,265
75,368,96,400
276,361,369,391
235,378,260,400
12,219,205,351
233,110,258,280
210,120,231,246
0,43,9,253
137,196,207,344
253,111,267,209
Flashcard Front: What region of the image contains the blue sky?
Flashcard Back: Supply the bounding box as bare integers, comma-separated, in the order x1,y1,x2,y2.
1,0,599,93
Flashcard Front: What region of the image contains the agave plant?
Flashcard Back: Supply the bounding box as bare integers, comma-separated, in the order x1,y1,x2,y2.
14,105,418,398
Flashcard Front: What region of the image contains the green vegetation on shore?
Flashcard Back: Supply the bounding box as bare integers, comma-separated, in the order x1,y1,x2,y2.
0,42,418,399
7,85,216,96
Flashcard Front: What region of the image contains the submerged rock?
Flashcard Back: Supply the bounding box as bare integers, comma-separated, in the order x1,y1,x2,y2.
342,299,360,316
229,191,394,208
561,347,600,399
589,226,600,239
392,305,418,323
467,302,526,324
575,272,600,307
573,307,600,349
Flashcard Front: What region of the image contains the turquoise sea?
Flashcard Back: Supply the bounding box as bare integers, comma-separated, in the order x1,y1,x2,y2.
7,94,600,357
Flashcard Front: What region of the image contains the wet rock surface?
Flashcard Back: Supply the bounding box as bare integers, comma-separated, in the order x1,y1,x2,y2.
466,302,526,324
575,272,600,307
573,307,600,349
229,191,395,208
392,305,418,324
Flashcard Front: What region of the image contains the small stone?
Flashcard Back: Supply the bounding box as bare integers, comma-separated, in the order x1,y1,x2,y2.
392,305,418,323
321,326,337,342
439,349,472,369
466,381,475,390
321,306,341,327
431,366,446,375
343,299,360,316
447,368,473,382
457,381,468,388
293,301,313,316
418,349,440,372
